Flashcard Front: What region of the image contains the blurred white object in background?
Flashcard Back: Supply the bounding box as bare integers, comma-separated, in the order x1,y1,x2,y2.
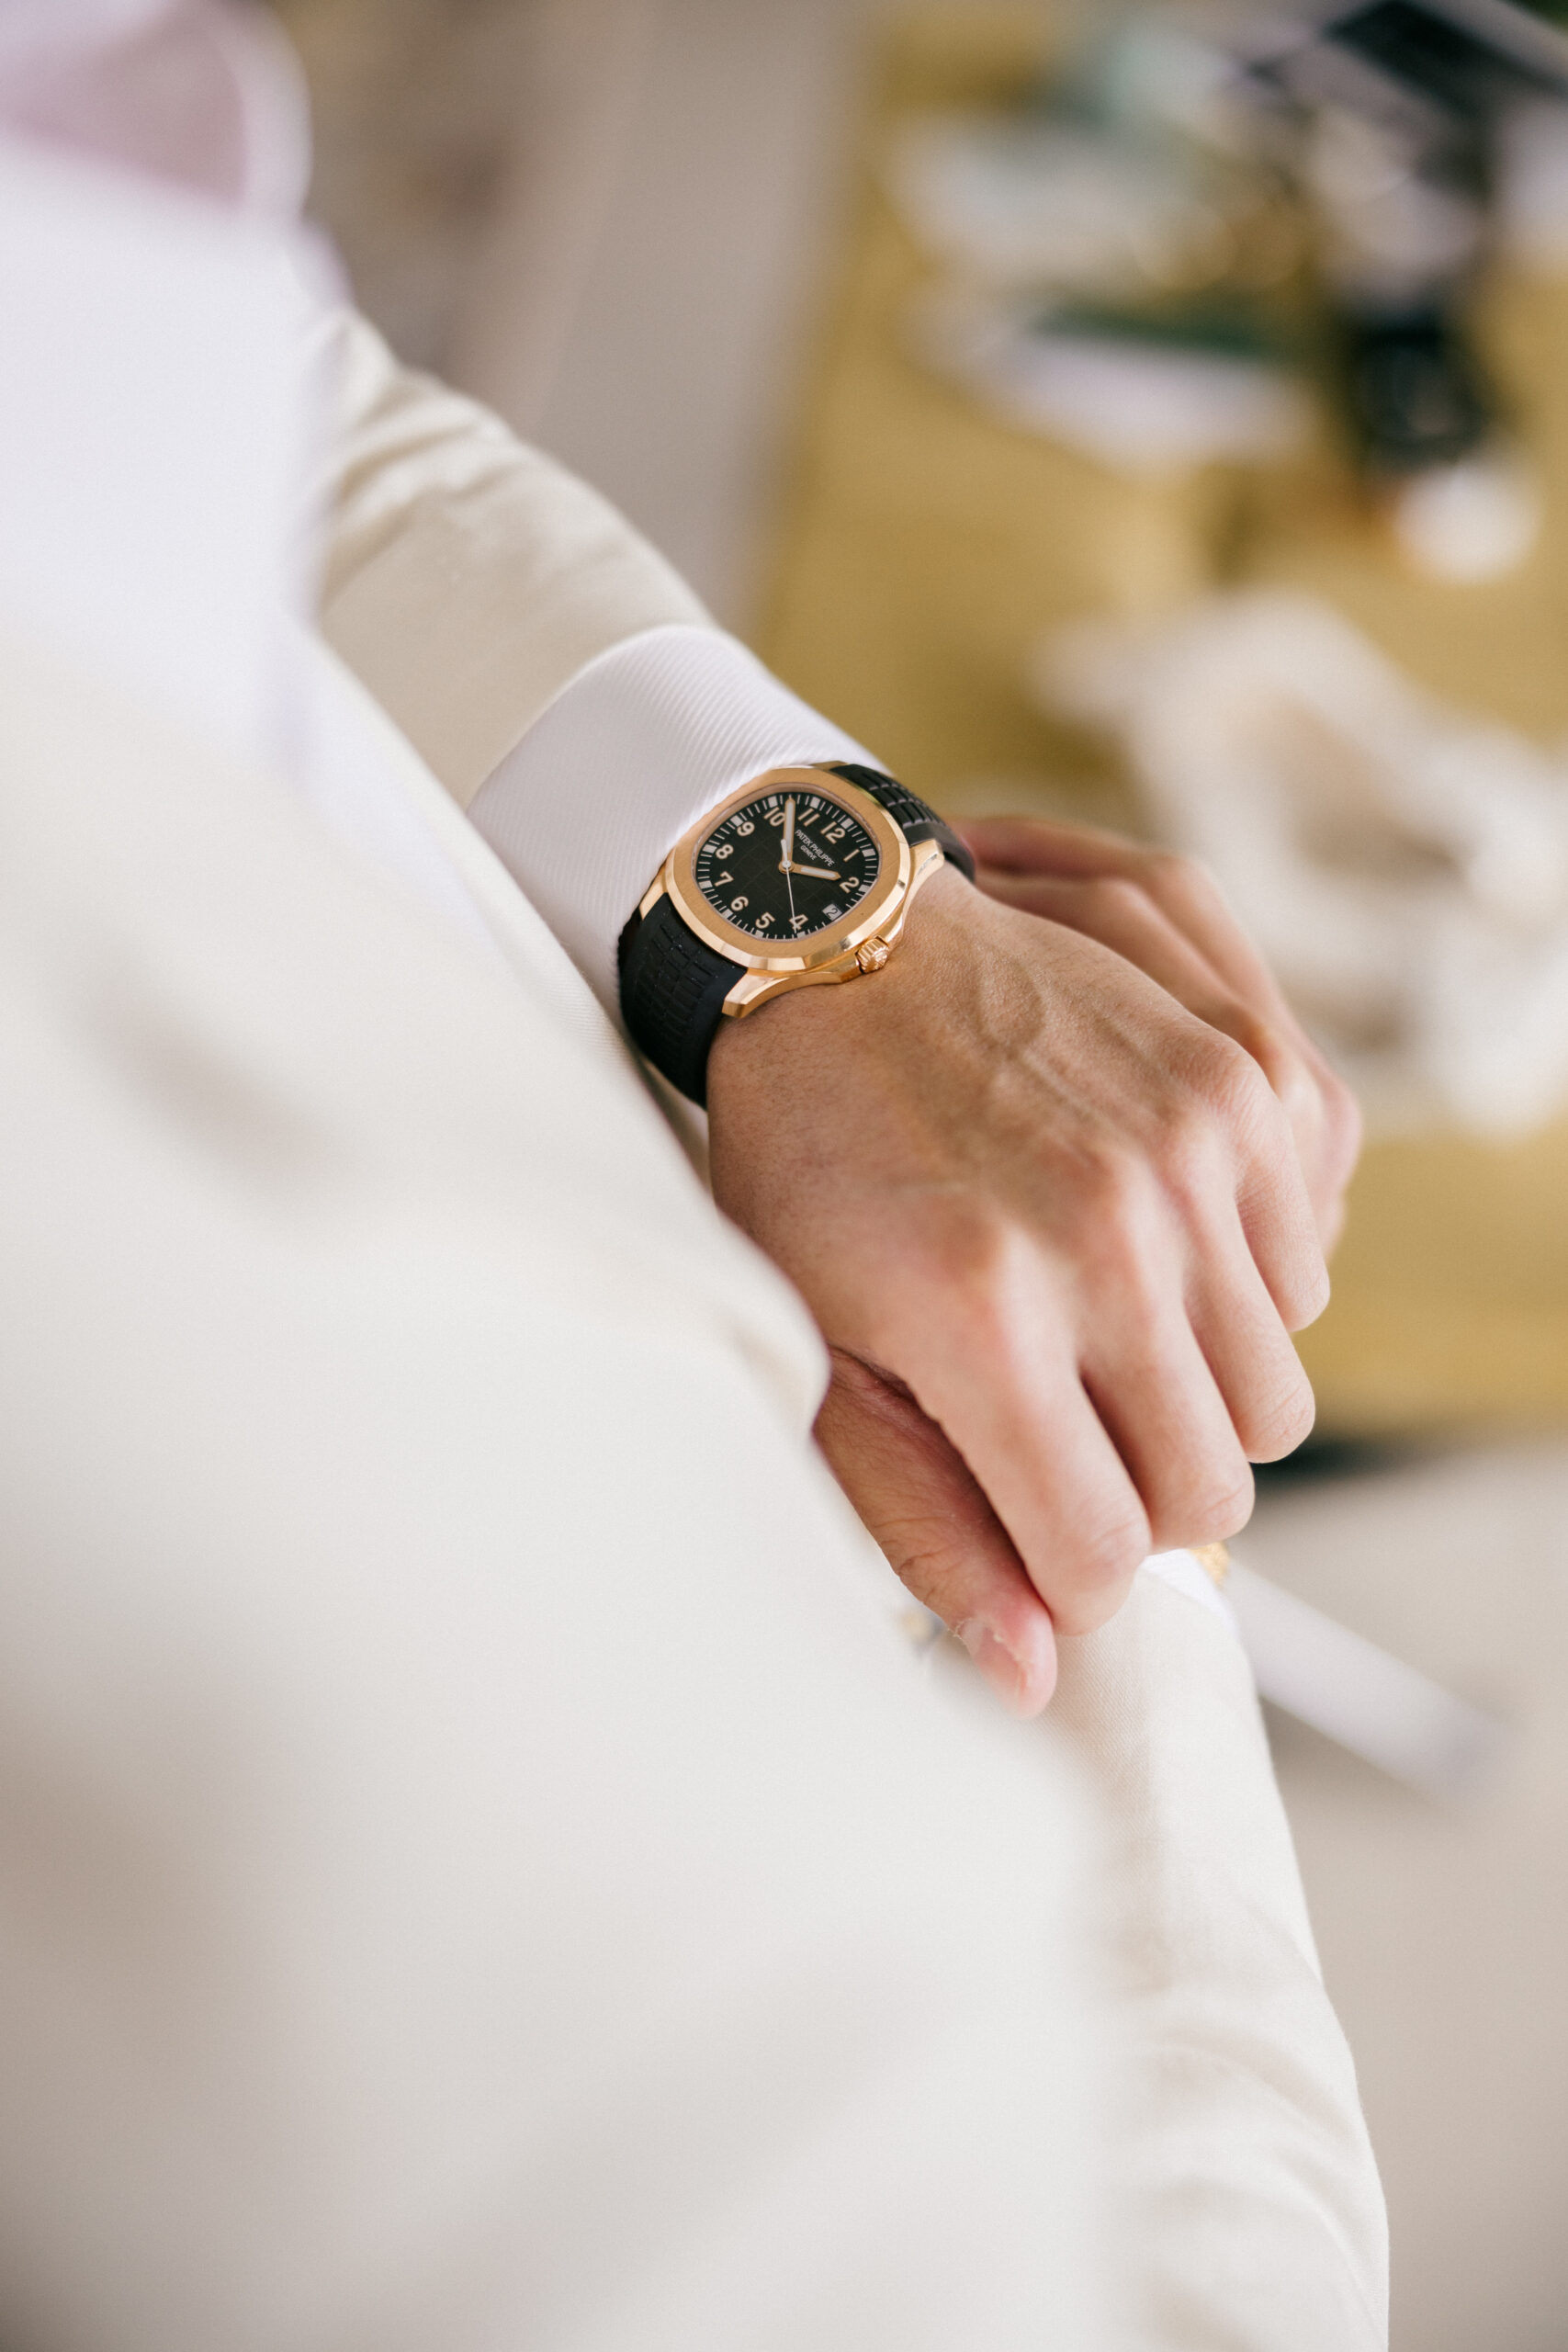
1303,97,1487,294
1037,589,1568,1135
1388,443,1544,581
912,283,1311,471
886,110,1250,297
1494,95,1568,269
1227,1556,1508,1802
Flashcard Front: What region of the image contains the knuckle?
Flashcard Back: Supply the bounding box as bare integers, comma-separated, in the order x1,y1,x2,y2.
1136,845,1188,888
1154,1091,1224,1179
1141,1088,1241,1214
933,1212,1015,1307
914,1205,1035,1354
1170,1468,1254,1546
1192,1034,1285,1159
1145,845,1220,913
1086,875,1152,925
1245,1370,1317,1462
1072,1147,1167,1269
1201,1027,1271,1113
906,1193,998,1282
1069,1503,1152,1599
1228,1009,1286,1077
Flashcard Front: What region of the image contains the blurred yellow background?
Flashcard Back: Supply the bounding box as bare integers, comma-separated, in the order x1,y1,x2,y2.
759,5,1568,1436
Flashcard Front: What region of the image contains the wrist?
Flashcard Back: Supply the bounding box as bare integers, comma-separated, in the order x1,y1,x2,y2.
705,860,977,1112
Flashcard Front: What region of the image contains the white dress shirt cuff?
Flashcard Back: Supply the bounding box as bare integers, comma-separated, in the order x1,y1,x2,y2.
465,622,877,1015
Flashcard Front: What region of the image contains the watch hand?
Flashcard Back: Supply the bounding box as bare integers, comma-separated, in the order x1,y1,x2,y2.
784,862,840,881
781,797,796,869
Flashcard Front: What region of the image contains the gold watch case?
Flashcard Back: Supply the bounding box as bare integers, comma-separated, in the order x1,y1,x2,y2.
639,764,947,1020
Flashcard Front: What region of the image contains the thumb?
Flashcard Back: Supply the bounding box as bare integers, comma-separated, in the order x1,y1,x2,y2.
815,1349,1058,1715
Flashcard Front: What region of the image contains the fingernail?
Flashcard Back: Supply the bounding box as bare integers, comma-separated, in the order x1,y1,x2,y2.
956,1620,1033,1716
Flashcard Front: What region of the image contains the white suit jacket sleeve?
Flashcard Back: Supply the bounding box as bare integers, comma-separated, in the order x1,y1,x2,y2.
314,311,875,1011
313,311,1388,2347
314,308,708,801
1053,1579,1388,2348
1,621,1111,2352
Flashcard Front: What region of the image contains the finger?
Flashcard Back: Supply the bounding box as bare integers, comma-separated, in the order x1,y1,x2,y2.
1075,1260,1258,1553
962,818,1288,1016
1157,1015,1330,1334
978,867,1351,1235
965,829,1362,1244
1111,848,1294,1023
960,812,1162,881
885,1260,1153,1638
1231,1097,1331,1336
966,820,1327,1131
975,867,1253,1035
982,860,1325,1105
1179,1186,1320,1460
1105,854,1364,1225
815,1351,1057,1714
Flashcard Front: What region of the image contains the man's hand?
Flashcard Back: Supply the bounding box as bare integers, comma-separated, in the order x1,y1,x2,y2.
705,826,1358,1716
962,817,1360,1251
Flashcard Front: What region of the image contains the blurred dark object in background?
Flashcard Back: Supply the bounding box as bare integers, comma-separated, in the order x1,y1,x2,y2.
1339,300,1493,470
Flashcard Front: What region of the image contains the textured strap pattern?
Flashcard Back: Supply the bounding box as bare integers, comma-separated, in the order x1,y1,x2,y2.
618,894,746,1108
823,763,976,883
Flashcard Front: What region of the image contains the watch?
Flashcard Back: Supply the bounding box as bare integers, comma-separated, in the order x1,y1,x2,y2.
617,761,976,1105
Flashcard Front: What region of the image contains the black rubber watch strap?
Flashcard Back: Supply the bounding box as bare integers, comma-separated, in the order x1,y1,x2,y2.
618,892,746,1108
823,763,976,883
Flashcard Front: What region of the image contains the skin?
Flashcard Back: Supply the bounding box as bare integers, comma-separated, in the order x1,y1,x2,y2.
705,816,1360,1718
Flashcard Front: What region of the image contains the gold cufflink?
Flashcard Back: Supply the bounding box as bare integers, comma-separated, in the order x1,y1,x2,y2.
1187,1542,1231,1589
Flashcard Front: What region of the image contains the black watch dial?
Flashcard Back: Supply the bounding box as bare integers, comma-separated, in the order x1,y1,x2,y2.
693,786,881,943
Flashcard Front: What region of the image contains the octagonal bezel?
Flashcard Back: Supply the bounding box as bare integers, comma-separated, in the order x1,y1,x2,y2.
663,766,910,972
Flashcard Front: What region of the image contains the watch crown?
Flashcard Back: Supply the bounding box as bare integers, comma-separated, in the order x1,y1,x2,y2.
854,939,891,975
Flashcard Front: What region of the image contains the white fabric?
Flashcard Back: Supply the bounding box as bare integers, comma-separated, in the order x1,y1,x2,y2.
0,134,321,779
0,124,1100,2351
0,0,310,215
317,308,711,803
1226,1557,1507,1802
468,622,874,1012
0,110,1389,2352
1140,1545,1239,1634
1050,1580,1387,2352
0,132,506,967
0,611,1108,2352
